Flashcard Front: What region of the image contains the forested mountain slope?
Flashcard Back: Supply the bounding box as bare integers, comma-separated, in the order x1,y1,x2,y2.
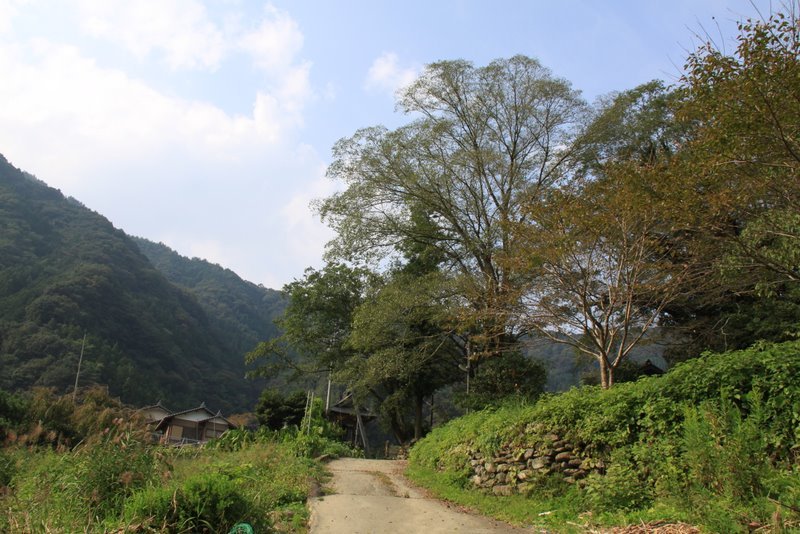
132,238,285,359
0,154,277,412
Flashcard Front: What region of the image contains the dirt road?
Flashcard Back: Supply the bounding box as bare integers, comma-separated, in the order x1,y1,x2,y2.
308,458,531,533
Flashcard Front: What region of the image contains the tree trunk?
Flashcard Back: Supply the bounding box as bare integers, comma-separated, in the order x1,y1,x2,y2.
599,358,611,389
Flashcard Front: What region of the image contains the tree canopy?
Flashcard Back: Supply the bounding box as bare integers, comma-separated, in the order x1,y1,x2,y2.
319,55,587,359
256,8,800,445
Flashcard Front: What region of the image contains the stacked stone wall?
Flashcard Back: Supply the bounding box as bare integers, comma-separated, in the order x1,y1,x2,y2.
466,432,605,496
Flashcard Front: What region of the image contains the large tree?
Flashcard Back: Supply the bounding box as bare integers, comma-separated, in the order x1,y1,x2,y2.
514,165,697,388
654,8,800,358
246,263,375,380
319,55,586,360
247,260,464,441
344,269,462,440
677,9,800,287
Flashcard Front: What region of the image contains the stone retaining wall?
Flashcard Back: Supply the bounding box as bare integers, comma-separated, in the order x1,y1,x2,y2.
467,432,605,496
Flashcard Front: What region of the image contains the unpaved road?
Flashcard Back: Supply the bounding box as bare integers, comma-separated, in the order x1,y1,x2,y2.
308,458,531,533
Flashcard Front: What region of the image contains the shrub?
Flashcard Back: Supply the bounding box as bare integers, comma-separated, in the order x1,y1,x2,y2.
0,388,28,441
124,472,248,533
255,389,307,430
1,419,163,530
409,340,800,530
288,397,361,458
124,442,321,532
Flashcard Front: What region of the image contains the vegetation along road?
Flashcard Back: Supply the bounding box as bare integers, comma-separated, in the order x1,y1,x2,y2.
309,458,530,533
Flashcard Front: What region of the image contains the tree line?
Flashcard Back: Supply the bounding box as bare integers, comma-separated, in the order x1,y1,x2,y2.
249,9,800,441
0,155,286,413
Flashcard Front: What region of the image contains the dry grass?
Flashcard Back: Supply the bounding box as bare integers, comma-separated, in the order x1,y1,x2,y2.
592,521,701,533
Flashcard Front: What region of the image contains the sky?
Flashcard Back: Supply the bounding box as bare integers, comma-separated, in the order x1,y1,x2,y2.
0,0,777,289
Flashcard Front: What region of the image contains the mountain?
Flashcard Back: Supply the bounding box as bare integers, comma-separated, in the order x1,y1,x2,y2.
131,238,285,367
0,154,281,412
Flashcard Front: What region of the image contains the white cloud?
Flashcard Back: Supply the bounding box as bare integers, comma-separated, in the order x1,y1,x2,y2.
76,0,225,70
0,0,28,34
365,52,418,95
238,4,304,73
0,38,286,184
238,4,314,132
280,158,338,267
0,1,327,287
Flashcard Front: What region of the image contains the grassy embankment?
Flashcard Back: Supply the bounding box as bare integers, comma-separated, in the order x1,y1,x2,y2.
0,397,352,532
408,340,800,532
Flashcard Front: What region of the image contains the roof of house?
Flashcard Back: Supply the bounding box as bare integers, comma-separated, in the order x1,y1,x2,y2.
327,392,377,420
151,403,235,431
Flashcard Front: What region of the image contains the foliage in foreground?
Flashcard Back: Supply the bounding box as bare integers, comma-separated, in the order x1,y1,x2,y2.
0,397,354,533
122,443,320,533
1,436,324,533
409,340,800,532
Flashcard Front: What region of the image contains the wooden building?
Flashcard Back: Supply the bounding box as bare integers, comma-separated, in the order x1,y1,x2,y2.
140,402,235,445
326,392,377,454
140,401,171,424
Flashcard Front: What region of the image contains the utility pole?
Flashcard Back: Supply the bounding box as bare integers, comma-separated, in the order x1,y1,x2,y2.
325,366,332,412
72,333,86,403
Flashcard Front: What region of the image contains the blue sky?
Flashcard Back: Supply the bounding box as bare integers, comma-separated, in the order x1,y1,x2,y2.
0,0,774,288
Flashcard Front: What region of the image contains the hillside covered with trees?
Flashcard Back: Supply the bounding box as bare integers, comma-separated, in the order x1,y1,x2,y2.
132,238,285,362
0,155,283,412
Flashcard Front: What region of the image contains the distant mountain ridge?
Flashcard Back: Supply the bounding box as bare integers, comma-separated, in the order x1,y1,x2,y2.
0,154,283,412
131,238,285,362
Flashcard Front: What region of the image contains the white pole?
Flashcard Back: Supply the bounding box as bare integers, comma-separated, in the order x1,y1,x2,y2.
325,367,332,412
72,334,86,403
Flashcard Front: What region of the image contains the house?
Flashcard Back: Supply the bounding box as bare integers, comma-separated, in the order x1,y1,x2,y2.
325,392,377,454
140,402,235,445
140,401,172,424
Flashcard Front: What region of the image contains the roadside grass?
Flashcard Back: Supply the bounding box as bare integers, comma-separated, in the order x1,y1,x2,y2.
134,442,324,532
408,340,800,533
406,462,586,531
405,463,696,532
2,437,330,533
407,440,745,533
0,395,357,532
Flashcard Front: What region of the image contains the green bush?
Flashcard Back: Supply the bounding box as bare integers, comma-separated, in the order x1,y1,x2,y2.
206,427,270,452
210,398,361,459
455,352,547,411
680,397,769,503
409,340,800,530
287,397,361,458
0,388,28,441
123,442,323,532
1,424,163,530
3,436,324,532
582,436,685,514
124,472,248,532
255,389,307,430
